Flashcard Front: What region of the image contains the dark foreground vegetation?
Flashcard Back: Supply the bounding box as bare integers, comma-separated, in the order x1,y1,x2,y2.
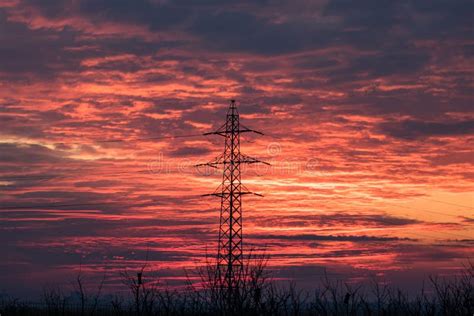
1,256,472,316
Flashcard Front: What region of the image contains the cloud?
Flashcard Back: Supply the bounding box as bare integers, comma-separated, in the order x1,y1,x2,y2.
0,143,68,164
378,119,474,140
351,50,430,77
74,180,120,187
393,242,472,264
250,233,409,242
0,13,81,78
0,0,473,298
251,212,422,228
459,216,474,224
190,10,329,55
168,145,211,157
430,152,474,166
21,0,191,30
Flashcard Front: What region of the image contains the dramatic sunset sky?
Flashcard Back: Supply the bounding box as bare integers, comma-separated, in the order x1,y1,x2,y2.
0,0,473,298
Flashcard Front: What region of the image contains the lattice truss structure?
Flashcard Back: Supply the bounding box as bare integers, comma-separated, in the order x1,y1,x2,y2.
197,100,268,295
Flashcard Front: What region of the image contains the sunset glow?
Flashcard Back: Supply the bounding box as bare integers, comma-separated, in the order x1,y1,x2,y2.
0,0,473,299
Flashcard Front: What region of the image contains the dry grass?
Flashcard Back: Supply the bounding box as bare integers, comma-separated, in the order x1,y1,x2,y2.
1,257,472,316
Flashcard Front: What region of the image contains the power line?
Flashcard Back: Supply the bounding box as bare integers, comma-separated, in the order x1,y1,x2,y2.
381,201,473,218
366,204,473,240
0,202,123,211
0,169,155,182
376,222,473,240
418,197,473,210
410,230,473,240
94,131,281,143
95,133,205,143
1,205,471,239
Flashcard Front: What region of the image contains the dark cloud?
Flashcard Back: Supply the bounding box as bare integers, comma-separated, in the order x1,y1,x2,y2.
430,152,474,166
324,0,473,42
22,0,191,30
0,143,67,164
78,0,191,30
327,213,420,227
409,0,474,39
190,10,332,55
394,243,469,264
168,145,211,157
0,13,81,78
0,8,179,79
22,0,68,18
379,119,474,140
459,216,474,224
351,50,430,77
324,0,402,32
251,213,421,228
8,0,472,60
250,233,409,242
126,114,198,139
74,180,120,187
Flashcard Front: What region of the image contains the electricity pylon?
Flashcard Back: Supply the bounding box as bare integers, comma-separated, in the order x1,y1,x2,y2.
197,100,268,301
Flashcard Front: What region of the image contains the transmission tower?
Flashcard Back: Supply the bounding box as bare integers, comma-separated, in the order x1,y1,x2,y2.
197,100,268,299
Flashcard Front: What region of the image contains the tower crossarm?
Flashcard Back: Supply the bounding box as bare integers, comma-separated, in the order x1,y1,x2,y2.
203,129,263,137
239,154,270,165
202,191,263,198
195,154,269,167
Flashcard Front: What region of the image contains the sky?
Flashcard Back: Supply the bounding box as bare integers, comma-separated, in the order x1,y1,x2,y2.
0,0,473,298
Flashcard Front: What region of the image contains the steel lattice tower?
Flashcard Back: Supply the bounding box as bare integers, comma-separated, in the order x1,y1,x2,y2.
197,100,268,298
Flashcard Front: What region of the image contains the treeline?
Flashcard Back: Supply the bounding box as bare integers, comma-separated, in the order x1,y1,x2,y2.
1,255,472,316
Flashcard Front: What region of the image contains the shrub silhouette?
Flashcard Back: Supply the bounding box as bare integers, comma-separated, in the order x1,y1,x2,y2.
0,257,472,315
